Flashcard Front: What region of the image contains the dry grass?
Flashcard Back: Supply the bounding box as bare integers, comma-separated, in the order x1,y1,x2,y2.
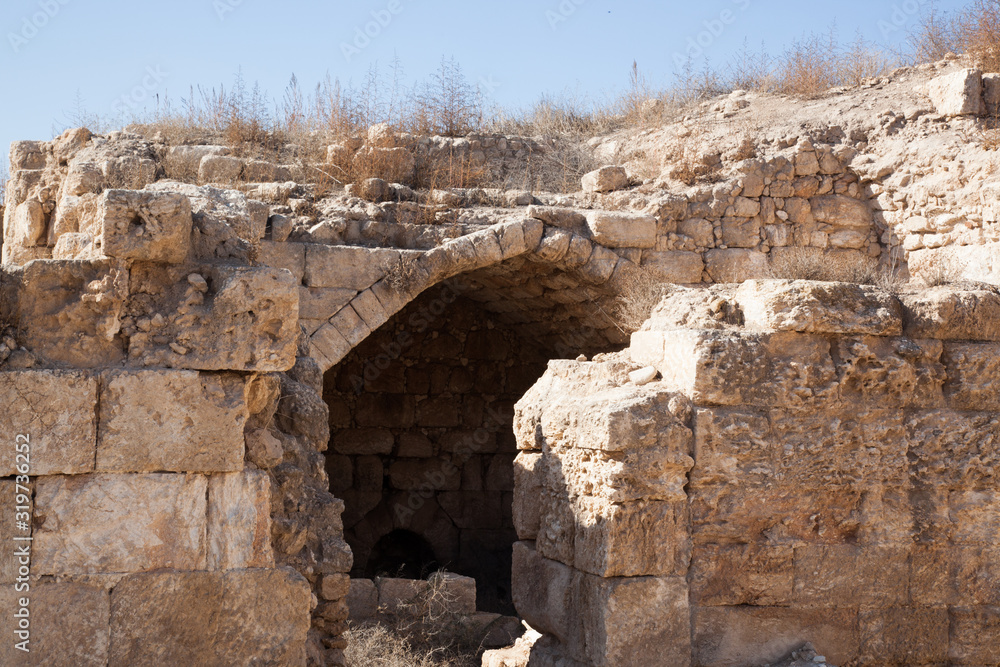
769,247,904,290
911,0,1000,71
345,572,486,667
613,271,671,333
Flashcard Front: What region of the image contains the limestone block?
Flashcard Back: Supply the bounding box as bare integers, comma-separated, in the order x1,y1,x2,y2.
985,72,1000,116
198,154,243,183
567,496,691,578
496,220,529,259
0,582,109,667
347,578,378,620
927,67,984,116
689,544,794,606
585,211,656,248
640,250,704,283
906,410,1000,490
575,574,690,667
389,458,461,491
127,264,299,372
8,200,46,248
259,240,306,282
950,607,1000,665
9,140,46,170
943,342,1000,410
145,182,260,263
243,159,291,182
0,371,97,475
576,244,619,284
836,336,945,407
581,166,628,193
693,606,859,667
310,323,353,370
109,568,312,666
98,189,192,263
900,287,1000,340
33,473,207,574
512,541,575,644
18,259,127,368
527,206,588,231
720,217,760,248
167,145,229,173
303,244,400,289
0,479,31,585
298,286,356,320
97,370,246,473
378,578,429,612
429,571,477,614
679,218,714,247
793,544,909,606
634,330,837,407
207,471,273,570
513,451,543,540
321,573,351,601
857,607,949,665
704,248,770,282
735,279,902,336
809,194,871,228
333,428,394,455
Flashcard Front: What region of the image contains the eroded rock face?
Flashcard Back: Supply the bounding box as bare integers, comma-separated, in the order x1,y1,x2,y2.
513,282,1000,666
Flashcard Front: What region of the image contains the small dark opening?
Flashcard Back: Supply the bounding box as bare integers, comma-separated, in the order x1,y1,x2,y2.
365,529,439,580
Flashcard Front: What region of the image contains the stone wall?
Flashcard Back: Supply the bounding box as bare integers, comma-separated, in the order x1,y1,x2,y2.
324,288,548,614
512,279,1000,666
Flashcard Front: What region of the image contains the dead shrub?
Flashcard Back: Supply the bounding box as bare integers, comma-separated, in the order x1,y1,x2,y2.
613,271,670,333
769,248,903,289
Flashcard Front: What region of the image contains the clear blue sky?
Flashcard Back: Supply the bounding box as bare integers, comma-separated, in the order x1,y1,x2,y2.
0,0,970,165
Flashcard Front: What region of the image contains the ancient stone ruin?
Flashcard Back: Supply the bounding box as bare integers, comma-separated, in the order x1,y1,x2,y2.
3,59,1000,665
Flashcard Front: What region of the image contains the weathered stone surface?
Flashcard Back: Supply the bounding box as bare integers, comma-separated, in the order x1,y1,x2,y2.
693,607,859,667
0,582,109,666
0,370,97,475
346,578,378,620
199,154,243,183
127,264,299,371
704,248,770,282
943,342,1000,410
585,211,656,248
99,189,192,263
303,244,400,289
735,279,902,335
581,166,628,193
809,194,871,227
34,473,207,574
207,471,274,570
97,370,247,473
17,259,127,367
641,250,705,283
109,568,312,666
927,67,984,116
689,544,794,606
900,287,1000,340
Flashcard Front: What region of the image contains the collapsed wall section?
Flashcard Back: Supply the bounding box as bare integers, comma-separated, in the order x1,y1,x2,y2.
513,280,1000,666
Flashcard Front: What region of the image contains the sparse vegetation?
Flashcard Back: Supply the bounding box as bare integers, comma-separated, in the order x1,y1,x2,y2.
345,572,487,667
769,247,905,291
613,271,671,333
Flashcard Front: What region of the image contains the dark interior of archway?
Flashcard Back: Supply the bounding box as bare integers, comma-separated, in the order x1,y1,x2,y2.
323,257,625,615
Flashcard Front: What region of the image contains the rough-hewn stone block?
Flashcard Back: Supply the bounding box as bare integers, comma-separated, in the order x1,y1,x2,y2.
99,189,192,263
640,250,704,283
34,474,207,574
97,370,247,473
127,264,299,371
0,371,97,475
0,582,109,666
109,568,312,666
303,245,400,289
585,211,656,248
207,471,273,570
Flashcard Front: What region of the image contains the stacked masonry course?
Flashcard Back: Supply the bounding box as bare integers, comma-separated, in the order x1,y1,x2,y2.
514,280,1000,666
6,59,1000,665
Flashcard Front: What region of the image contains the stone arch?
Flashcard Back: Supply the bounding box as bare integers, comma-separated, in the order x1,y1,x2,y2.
307,218,637,374
313,221,642,615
